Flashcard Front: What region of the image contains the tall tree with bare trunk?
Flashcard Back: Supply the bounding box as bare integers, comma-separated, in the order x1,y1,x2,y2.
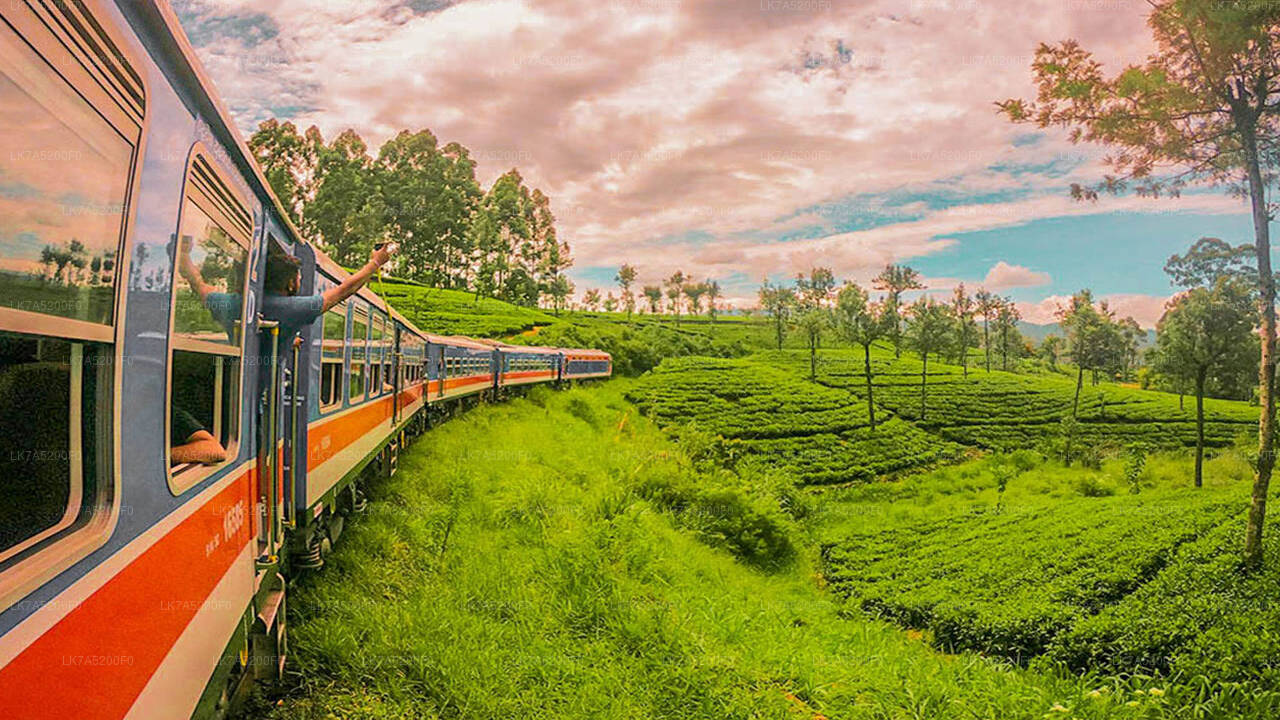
999,0,1280,566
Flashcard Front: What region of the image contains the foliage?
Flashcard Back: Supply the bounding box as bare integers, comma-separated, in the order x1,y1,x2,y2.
249,121,571,305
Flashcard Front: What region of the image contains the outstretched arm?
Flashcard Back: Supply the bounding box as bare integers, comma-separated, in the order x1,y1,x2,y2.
177,235,214,303
321,243,398,312
171,430,227,466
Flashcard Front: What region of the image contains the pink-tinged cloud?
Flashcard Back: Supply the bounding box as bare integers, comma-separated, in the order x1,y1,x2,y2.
175,1,1159,264
1018,293,1173,329
984,261,1050,289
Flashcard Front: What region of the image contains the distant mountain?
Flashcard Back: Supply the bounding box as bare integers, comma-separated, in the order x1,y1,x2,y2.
1016,321,1156,347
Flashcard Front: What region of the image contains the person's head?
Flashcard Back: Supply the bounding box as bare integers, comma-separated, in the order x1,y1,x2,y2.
265,250,302,296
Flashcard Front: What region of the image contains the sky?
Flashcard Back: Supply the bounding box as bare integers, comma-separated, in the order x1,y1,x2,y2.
171,0,1259,327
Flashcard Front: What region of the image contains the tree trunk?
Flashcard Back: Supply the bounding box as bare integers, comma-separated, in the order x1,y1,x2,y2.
983,317,991,372
1243,129,1275,567
809,335,817,381
864,342,876,431
1195,366,1207,490
1001,327,1008,371
893,294,902,358
920,353,928,420
1073,366,1084,419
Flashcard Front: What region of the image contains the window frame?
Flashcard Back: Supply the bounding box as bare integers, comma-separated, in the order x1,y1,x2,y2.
319,299,347,413
348,301,369,404
165,145,252,495
0,0,146,614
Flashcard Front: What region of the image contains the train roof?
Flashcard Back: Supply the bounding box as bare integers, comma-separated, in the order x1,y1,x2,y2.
429,335,497,350
564,348,612,358
498,344,563,355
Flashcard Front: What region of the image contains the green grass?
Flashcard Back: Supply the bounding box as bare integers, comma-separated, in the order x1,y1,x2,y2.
244,383,1201,720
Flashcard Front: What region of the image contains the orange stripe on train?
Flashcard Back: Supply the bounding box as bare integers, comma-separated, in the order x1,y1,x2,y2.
0,473,255,718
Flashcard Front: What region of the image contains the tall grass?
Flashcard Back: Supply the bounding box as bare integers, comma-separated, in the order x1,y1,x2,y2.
245,382,1163,720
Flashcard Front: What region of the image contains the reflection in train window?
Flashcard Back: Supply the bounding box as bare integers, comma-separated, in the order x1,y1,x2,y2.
173,200,248,347
369,314,383,396
168,153,251,489
349,304,368,403
0,22,134,329
320,302,345,411
0,333,111,565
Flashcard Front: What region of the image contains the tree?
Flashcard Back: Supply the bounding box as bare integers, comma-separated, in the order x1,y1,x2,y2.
684,282,708,317
907,297,952,420
759,280,796,351
603,292,618,313
874,264,925,358
951,283,978,377
1154,278,1255,487
616,263,638,321
583,288,602,311
795,268,837,379
1166,236,1258,288
835,283,886,429
706,280,722,322
1057,291,1115,417
1117,316,1145,381
997,0,1280,564
642,285,663,314
547,275,573,317
995,298,1022,372
975,289,1000,372
1040,335,1064,370
665,271,686,324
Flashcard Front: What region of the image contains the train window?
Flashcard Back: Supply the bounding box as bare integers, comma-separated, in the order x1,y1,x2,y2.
349,303,368,403
368,314,382,396
168,153,251,491
383,328,394,393
0,334,112,565
320,302,345,411
0,0,144,602
0,20,136,333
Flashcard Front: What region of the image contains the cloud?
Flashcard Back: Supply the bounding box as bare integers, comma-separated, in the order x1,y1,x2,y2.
1017,292,1172,329
984,261,1050,289
171,0,1243,308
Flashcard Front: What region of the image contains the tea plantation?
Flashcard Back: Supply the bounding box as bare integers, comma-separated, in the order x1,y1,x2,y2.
625,356,962,483
625,346,1279,717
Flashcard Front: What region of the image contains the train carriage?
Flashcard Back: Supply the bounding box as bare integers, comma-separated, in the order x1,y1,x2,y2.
0,2,609,719
497,344,562,388
563,348,614,380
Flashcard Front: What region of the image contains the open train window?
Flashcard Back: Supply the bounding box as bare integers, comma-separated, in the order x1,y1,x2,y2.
320,301,346,411
0,0,143,603
167,151,251,493
349,302,368,403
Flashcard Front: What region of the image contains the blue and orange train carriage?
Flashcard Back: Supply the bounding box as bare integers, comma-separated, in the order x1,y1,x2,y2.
0,2,610,718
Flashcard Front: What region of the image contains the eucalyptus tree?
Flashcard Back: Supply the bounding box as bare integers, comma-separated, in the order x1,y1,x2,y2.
951,283,978,377
1154,279,1256,487
615,263,638,321
835,282,887,429
906,297,952,421
874,264,925,358
759,280,797,351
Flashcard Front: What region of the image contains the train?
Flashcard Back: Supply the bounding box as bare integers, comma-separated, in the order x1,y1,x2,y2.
0,1,611,718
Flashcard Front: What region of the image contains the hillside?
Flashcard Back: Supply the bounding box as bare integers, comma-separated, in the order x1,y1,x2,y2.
247,384,1214,720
